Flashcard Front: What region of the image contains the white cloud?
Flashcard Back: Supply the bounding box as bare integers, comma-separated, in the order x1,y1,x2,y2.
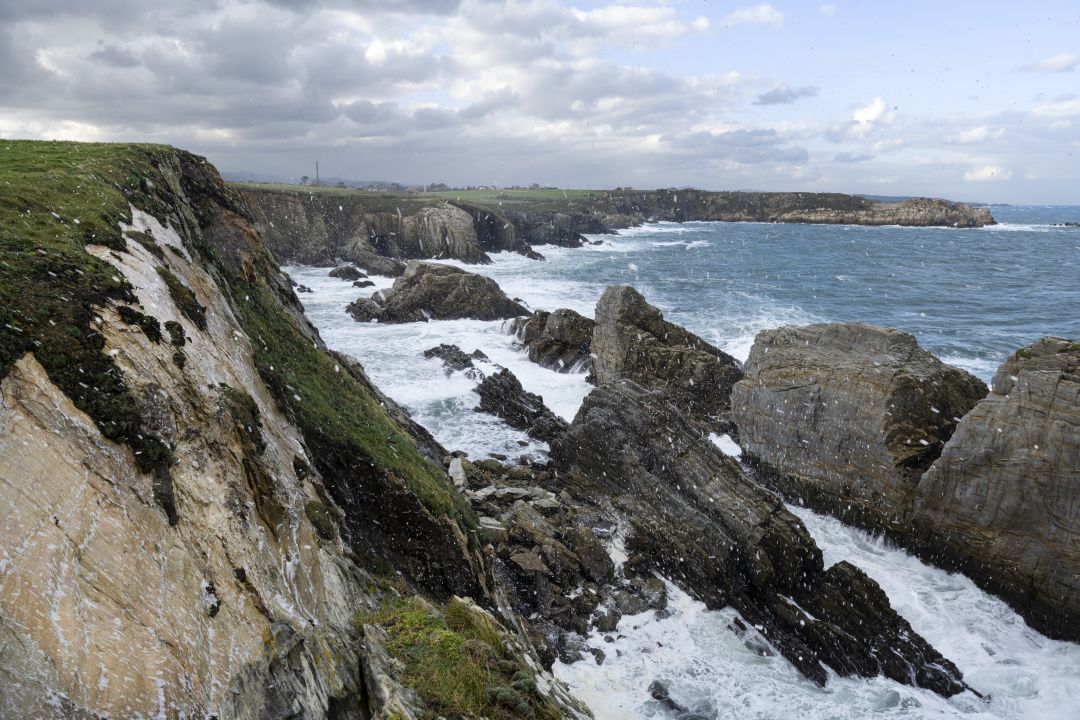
1033,98,1080,118
964,165,1012,182
819,4,837,17
854,97,887,125
948,125,1005,144
1024,52,1079,73
724,4,784,27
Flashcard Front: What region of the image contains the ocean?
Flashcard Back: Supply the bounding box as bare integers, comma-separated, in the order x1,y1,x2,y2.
285,205,1080,720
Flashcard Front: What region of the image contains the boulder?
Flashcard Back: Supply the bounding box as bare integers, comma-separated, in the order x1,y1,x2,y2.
329,265,365,281
346,262,528,323
731,322,987,534
510,309,595,373
423,344,480,374
473,369,569,444
591,285,743,432
912,337,1080,640
550,379,966,695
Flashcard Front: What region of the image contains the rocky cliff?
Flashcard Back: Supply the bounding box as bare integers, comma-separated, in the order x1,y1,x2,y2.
732,324,1079,642
0,141,586,719
912,337,1080,640
241,189,538,269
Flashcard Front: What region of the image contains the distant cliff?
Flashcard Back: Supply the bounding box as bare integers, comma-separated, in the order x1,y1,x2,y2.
239,186,995,266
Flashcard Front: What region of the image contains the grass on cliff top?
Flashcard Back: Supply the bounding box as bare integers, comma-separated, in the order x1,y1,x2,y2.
0,140,176,471
360,597,560,720
233,276,474,525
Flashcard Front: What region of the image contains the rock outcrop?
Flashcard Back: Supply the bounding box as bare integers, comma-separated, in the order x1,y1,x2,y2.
328,264,365,280
911,337,1080,640
510,309,595,373
347,262,528,323
731,323,988,534
474,368,569,444
0,142,586,719
550,380,967,695
591,285,743,432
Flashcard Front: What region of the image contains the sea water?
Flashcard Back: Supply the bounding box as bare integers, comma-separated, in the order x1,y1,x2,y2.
285,205,1080,719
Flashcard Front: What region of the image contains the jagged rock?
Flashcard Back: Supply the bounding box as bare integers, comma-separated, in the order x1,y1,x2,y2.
329,264,365,281
424,343,478,373
352,279,376,288
911,337,1080,640
562,525,614,583
550,379,966,695
347,262,528,323
473,368,569,443
591,285,743,432
510,308,595,373
731,322,987,534
295,284,313,293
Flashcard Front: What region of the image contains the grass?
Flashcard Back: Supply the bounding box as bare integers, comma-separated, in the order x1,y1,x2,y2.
0,140,178,474
230,269,474,525
360,597,560,720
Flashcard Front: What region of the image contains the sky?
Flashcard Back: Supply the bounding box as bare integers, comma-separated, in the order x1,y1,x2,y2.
1,0,1078,203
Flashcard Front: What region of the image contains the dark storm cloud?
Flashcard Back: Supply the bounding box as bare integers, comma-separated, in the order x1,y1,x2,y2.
753,83,818,105
88,43,141,68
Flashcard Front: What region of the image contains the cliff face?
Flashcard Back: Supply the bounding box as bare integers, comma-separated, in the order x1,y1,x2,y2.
0,141,583,719
240,189,536,269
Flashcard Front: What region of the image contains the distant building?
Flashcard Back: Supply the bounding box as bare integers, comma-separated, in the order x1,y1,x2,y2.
300,175,312,186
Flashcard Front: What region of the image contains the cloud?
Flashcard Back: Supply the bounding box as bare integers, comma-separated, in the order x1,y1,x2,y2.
753,84,817,105
964,165,1012,182
1032,98,1080,118
947,125,1005,144
819,4,837,16
1023,52,1080,73
834,152,873,163
724,4,783,27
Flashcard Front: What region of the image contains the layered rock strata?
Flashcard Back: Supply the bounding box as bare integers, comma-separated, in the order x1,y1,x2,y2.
911,337,1080,640
591,285,744,432
549,380,967,695
347,262,528,323
731,322,987,534
510,308,595,373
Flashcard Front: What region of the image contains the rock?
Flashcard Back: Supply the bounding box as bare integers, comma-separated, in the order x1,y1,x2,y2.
295,284,313,293
352,280,375,288
329,265,366,281
731,322,987,535
510,551,550,575
424,343,478,373
550,379,965,695
510,309,596,373
478,516,509,545
473,368,569,444
911,337,1080,640
591,285,743,433
594,609,621,632
447,457,467,488
347,262,528,323
562,525,615,583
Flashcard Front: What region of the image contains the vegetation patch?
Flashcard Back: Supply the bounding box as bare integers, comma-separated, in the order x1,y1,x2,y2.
116,305,163,343
0,140,177,476
126,229,164,260
220,384,266,454
157,266,207,330
360,597,559,720
164,319,186,346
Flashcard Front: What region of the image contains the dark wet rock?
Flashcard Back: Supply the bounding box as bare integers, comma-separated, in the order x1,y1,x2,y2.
731,322,988,535
550,379,965,695
329,265,365,281
473,368,569,443
295,284,312,293
423,344,478,373
506,210,611,248
346,262,528,323
911,337,1080,641
591,285,744,433
352,280,375,288
563,525,614,583
510,309,595,373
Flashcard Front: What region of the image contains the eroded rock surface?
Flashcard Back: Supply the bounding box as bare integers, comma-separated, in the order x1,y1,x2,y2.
731,322,987,534
912,337,1080,640
591,285,743,432
548,380,965,695
347,262,528,323
474,368,569,444
510,308,595,373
